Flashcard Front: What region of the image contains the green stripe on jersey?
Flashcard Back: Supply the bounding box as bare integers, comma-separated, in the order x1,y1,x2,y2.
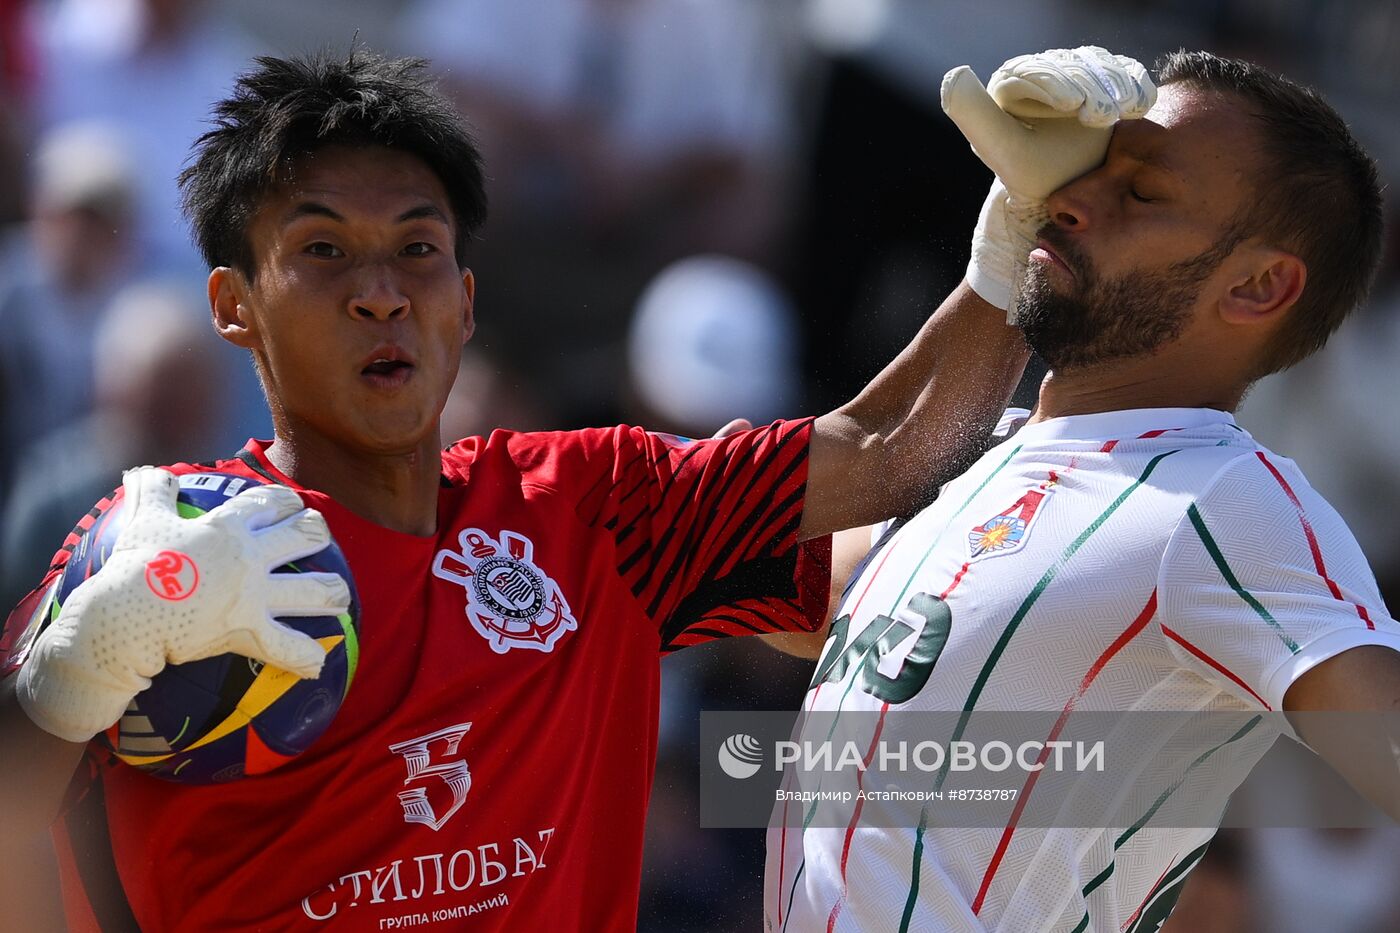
885,443,1025,617
1186,504,1299,653
1075,717,1259,928
794,445,1025,834
1122,839,1212,933
899,449,1179,933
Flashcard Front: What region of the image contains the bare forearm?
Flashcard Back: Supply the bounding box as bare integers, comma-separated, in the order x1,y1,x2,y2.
0,676,87,841
804,282,1028,538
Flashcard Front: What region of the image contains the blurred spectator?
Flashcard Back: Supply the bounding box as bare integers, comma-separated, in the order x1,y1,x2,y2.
0,0,35,227
0,280,233,611
627,255,803,437
439,345,555,442
0,121,143,497
1246,828,1400,932
32,0,261,270
397,0,800,424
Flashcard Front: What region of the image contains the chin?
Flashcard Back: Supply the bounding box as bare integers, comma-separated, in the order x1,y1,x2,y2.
349,409,441,454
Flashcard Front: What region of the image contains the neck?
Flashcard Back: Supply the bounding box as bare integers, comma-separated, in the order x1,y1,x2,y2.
264,428,443,537
1030,350,1244,423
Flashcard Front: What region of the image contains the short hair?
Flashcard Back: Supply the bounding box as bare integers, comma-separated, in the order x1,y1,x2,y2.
1156,50,1385,376
180,49,486,275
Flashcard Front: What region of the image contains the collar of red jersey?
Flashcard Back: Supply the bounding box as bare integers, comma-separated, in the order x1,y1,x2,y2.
1012,407,1239,444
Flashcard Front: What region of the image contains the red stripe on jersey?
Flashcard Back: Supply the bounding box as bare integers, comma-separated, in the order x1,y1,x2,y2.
1255,451,1375,629
1161,624,1272,710
1100,429,1178,455
825,702,891,932
972,590,1158,915
848,527,903,620
940,561,971,600
1121,857,1177,931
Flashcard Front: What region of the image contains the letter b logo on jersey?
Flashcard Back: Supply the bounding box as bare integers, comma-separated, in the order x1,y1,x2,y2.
388,723,474,831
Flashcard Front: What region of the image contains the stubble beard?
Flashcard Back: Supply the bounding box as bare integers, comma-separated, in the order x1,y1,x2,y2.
1016,228,1239,371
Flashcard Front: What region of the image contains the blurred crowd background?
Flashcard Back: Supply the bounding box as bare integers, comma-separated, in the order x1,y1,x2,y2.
1,0,1398,929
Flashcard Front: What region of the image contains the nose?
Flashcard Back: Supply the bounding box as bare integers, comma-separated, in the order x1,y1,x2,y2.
348,265,409,321
1045,179,1091,233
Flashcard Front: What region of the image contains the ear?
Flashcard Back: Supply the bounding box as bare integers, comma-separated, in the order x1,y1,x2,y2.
1219,246,1307,326
461,268,476,344
209,267,261,351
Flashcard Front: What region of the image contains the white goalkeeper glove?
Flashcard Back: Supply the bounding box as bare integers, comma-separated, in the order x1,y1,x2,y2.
942,46,1156,320
16,467,351,743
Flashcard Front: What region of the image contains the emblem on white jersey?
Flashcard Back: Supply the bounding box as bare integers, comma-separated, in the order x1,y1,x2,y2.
432,528,578,653
967,480,1056,562
388,722,474,831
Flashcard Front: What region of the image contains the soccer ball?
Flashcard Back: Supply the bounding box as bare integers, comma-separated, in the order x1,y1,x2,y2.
53,471,361,783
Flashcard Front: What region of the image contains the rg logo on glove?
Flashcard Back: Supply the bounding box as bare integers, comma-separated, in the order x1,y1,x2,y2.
145,550,199,601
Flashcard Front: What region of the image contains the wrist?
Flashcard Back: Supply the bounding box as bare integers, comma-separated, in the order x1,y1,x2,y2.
15,631,149,743
967,180,1044,318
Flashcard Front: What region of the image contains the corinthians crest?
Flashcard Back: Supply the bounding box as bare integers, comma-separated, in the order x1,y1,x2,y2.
432,528,578,653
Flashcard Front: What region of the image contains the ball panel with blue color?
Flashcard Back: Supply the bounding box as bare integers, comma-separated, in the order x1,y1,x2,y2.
54,471,360,783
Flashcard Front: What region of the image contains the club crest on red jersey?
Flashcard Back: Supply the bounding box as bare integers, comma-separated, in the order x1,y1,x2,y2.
432,528,578,654
967,480,1056,562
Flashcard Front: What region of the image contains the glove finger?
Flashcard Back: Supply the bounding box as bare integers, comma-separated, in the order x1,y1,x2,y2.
209,484,306,533
1112,54,1157,119
990,58,1085,119
1060,48,1122,128
120,466,181,525
229,621,327,680
942,65,1032,180
266,573,352,616
254,508,335,567
1064,47,1158,126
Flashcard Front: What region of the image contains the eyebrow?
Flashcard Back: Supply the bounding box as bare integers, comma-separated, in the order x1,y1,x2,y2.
280,202,452,227
396,204,451,226
1112,124,1190,184
282,202,345,225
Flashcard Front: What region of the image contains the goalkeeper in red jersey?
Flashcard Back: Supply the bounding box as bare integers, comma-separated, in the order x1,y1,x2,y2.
0,46,1092,930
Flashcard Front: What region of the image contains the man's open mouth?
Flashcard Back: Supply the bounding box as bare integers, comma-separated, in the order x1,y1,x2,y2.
359,346,417,387
362,359,413,377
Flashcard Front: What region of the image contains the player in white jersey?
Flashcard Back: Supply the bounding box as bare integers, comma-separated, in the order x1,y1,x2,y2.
765,48,1395,932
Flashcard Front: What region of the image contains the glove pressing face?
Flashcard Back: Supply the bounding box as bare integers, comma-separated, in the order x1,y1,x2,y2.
942,46,1156,320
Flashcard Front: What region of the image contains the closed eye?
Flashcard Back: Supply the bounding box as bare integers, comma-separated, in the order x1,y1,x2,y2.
1130,189,1158,204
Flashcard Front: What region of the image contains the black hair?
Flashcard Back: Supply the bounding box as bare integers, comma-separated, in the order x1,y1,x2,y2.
1156,50,1385,376
179,48,486,275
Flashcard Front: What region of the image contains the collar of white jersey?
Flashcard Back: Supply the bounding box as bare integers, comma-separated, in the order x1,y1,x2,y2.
1009,407,1240,443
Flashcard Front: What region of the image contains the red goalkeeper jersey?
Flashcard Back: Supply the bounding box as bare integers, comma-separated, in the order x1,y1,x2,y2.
4,421,829,931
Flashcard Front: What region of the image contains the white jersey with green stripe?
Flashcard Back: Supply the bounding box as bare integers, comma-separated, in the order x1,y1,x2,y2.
765,406,1400,933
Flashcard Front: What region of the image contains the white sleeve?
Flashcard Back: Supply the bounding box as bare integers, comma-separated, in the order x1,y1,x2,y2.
1158,451,1400,714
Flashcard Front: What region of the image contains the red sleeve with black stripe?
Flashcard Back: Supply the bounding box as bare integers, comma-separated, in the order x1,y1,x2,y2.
0,489,119,680
450,419,831,653
1,455,270,680
590,419,830,652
